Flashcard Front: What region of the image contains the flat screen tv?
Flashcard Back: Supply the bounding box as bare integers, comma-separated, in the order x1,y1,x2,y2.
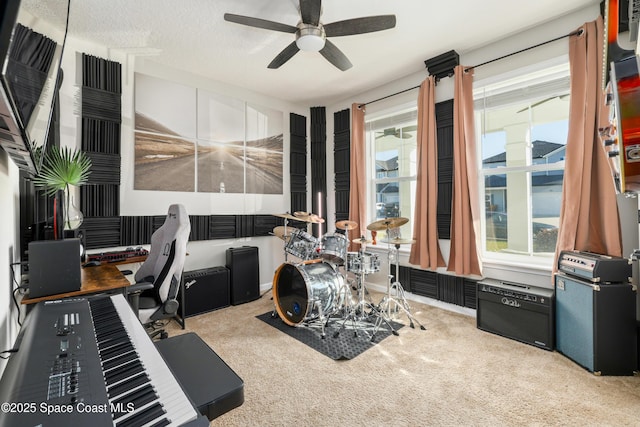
0,0,70,174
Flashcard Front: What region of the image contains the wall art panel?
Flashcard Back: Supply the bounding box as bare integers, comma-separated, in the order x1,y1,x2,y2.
134,73,196,191
133,74,283,195
197,89,245,193
245,103,283,195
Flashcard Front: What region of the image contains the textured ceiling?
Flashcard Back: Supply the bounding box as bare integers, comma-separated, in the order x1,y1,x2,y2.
23,0,598,106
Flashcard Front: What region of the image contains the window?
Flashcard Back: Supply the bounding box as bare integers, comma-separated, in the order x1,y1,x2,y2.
475,63,570,262
366,108,417,243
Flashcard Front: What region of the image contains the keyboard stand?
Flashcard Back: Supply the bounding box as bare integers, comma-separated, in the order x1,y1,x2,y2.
155,332,245,421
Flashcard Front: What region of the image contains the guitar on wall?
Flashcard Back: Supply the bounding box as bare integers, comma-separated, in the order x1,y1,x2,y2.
603,0,640,194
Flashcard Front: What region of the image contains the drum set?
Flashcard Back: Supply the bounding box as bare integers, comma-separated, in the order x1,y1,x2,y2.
270,211,424,340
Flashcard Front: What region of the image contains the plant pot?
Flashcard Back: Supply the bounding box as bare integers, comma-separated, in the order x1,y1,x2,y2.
63,188,83,230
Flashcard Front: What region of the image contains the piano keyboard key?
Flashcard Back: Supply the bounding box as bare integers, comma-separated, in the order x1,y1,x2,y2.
90,295,199,426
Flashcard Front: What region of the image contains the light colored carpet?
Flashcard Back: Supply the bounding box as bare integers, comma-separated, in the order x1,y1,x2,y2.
167,290,640,426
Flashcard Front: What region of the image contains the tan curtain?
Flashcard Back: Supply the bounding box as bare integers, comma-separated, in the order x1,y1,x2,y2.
348,103,367,250
409,76,445,269
448,65,482,276
553,16,622,269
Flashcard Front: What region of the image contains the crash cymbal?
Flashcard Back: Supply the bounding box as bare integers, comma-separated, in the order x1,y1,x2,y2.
309,214,325,224
335,220,358,231
294,211,325,223
273,212,298,221
352,237,373,245
271,226,293,241
293,211,313,221
382,237,416,245
366,217,409,231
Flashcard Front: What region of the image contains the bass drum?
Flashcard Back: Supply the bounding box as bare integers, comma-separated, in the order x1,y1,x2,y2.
272,260,344,326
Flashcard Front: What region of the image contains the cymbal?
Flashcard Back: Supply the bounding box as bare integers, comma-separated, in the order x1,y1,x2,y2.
294,211,325,223
366,217,409,231
335,220,358,231
352,237,373,245
272,226,293,241
382,237,416,245
273,212,298,221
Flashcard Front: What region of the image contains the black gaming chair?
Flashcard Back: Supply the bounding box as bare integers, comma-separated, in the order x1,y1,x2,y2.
127,204,190,338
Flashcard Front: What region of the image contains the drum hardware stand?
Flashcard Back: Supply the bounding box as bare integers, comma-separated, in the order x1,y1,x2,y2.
302,298,330,338
378,241,426,331
334,247,398,341
273,218,289,318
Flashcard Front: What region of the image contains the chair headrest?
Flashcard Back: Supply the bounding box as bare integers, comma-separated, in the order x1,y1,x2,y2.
163,204,189,229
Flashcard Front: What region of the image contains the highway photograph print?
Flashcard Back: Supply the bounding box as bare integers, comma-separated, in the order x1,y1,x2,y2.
244,103,283,194
133,73,196,192
196,90,246,193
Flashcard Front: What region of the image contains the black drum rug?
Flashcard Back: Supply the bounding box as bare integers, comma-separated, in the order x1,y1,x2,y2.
256,312,403,360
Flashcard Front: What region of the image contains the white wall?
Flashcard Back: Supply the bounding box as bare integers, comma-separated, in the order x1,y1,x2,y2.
325,4,601,290
56,35,310,287
0,147,21,378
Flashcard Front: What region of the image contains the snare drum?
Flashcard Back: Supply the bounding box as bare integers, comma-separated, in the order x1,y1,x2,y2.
346,251,380,274
285,229,319,260
319,233,348,264
272,261,344,325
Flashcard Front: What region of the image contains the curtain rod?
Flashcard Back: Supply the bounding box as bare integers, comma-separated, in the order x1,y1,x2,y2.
358,28,583,109
463,28,583,72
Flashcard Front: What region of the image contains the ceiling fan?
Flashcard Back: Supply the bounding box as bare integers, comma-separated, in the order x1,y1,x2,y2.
223,0,396,71
516,94,570,113
377,125,417,139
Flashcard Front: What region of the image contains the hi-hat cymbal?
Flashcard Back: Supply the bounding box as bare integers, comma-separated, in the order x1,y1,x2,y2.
271,226,293,241
352,237,373,245
382,237,416,245
294,211,325,223
366,217,409,231
273,212,298,221
335,220,358,231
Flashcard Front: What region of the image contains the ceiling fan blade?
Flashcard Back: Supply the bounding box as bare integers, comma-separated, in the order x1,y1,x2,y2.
319,39,352,71
224,13,297,33
300,0,322,26
268,42,300,69
516,96,558,113
324,15,396,37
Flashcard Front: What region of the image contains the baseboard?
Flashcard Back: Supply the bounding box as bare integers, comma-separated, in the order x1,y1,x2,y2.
260,282,272,295
365,282,476,318
258,277,476,318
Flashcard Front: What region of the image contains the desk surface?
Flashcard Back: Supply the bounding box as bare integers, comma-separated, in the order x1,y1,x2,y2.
21,257,146,305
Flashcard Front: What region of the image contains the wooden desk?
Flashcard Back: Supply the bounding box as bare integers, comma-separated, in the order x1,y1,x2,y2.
21,257,146,305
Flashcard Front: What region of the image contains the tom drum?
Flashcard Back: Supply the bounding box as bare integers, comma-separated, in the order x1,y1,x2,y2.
285,229,319,260
319,233,349,264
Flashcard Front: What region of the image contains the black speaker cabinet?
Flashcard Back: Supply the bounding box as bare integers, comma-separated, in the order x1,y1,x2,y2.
226,246,260,305
555,273,637,375
477,279,555,350
180,267,230,317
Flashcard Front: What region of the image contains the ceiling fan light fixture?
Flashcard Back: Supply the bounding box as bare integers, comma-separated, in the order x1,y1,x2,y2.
296,24,326,51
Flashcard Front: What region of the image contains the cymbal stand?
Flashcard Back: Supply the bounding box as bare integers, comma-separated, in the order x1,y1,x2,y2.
283,217,290,263
272,216,291,318
379,242,426,330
